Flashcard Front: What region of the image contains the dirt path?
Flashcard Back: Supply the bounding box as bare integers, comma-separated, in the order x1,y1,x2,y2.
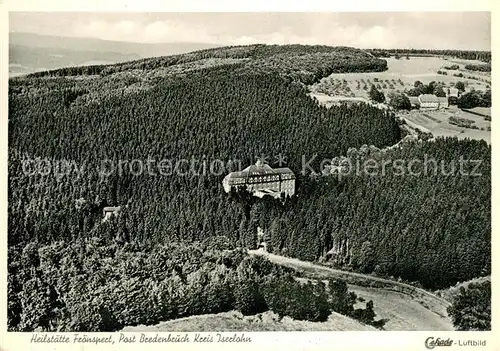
249,250,454,331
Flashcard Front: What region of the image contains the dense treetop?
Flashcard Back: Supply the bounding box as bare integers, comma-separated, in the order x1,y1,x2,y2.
9,237,381,331
23,44,387,85
447,280,491,331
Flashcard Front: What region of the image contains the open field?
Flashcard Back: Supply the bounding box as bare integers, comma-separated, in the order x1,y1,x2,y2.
311,57,490,100
352,286,452,331
308,55,491,143
249,251,454,331
401,106,491,143
463,107,492,119
122,310,376,332
446,58,486,66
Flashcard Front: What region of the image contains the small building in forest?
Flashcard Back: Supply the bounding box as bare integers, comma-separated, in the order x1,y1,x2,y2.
222,160,295,199
103,206,121,221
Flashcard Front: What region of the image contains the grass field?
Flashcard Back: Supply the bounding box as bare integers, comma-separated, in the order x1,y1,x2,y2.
400,106,491,143
351,286,452,331
311,56,490,100
463,107,492,118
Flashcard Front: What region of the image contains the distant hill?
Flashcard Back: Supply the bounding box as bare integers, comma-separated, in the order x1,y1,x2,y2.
9,44,141,76
9,32,222,76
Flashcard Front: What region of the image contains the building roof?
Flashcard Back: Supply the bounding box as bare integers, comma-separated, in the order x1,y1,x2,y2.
242,160,276,176
418,94,440,103
408,96,420,105
448,88,459,97
103,206,121,212
227,161,294,179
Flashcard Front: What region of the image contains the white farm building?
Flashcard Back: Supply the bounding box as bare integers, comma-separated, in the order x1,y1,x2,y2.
418,94,440,109
417,94,449,110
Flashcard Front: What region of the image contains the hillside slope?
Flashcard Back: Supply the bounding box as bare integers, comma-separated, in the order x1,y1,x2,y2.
9,32,222,76
9,44,140,75
8,43,488,332
122,250,454,332
24,43,388,85
351,286,452,331
249,250,453,331
122,310,376,332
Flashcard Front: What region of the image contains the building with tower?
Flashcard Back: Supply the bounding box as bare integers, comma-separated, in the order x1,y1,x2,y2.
222,160,295,199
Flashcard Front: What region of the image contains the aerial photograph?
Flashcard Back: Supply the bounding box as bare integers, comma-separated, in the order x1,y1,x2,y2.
7,12,491,334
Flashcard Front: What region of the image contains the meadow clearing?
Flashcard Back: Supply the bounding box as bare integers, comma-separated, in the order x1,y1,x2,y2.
401,106,491,143
309,56,491,143
311,56,490,100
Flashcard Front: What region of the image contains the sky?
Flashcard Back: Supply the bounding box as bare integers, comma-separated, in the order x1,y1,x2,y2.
9,12,491,50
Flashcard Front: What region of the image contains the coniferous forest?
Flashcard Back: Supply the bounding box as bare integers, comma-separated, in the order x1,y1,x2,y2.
8,44,491,331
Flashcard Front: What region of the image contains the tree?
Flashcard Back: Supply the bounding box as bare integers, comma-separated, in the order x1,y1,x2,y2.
353,301,371,321
407,88,420,97
328,279,355,316
312,281,331,322
369,85,385,103
238,218,255,248
480,90,491,107
357,241,375,273
455,81,465,92
434,86,447,97
457,91,482,109
234,278,267,315
363,300,376,323
447,281,490,331
422,82,436,94
389,93,412,110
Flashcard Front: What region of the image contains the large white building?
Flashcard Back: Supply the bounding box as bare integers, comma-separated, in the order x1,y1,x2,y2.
222,160,295,199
